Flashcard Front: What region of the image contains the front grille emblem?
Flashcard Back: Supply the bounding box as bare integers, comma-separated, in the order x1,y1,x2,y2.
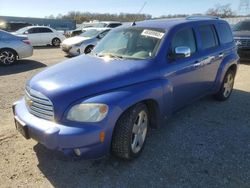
236,40,242,46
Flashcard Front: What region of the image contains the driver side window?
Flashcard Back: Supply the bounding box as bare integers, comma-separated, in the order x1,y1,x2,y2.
171,28,197,55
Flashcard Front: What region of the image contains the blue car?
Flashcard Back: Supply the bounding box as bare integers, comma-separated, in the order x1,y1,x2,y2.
13,16,239,160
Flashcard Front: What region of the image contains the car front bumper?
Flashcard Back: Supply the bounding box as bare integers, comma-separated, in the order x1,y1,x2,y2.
13,98,108,158
61,44,82,56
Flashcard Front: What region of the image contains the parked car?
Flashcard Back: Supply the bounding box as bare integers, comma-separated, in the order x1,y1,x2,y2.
95,21,122,28
0,29,33,65
13,26,65,47
61,27,111,56
68,28,85,37
233,20,250,60
13,16,239,160
68,22,122,38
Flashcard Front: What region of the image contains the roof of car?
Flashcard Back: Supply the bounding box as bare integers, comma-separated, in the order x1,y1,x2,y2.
130,17,227,31
24,25,52,29
82,27,112,31
101,21,121,24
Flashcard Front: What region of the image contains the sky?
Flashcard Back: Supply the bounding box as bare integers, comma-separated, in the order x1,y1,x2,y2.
0,0,241,18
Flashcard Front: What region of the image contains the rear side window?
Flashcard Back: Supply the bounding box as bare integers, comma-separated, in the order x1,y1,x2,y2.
216,23,233,44
198,25,218,50
108,23,122,28
39,28,53,33
28,28,40,34
171,28,197,54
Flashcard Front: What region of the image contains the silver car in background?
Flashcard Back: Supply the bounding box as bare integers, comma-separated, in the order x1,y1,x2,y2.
0,30,33,65
61,27,111,56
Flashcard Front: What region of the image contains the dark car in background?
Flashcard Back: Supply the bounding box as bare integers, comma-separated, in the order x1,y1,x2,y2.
233,20,250,60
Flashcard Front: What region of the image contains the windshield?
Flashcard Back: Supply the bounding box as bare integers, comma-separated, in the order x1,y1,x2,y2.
233,21,250,31
15,27,28,34
92,27,165,60
80,29,102,38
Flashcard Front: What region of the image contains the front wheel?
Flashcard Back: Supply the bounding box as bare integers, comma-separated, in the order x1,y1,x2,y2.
84,45,94,54
0,49,17,66
111,103,149,160
214,70,235,101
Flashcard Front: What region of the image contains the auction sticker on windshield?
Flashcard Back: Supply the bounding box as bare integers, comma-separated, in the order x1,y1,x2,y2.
141,29,165,39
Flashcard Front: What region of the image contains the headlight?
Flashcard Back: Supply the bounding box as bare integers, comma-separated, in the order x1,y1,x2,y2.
67,103,108,122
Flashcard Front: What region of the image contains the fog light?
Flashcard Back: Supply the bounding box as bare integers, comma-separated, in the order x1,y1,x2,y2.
74,148,81,156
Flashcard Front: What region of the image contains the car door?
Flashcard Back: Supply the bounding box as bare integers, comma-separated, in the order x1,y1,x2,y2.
26,28,41,46
164,27,207,110
39,27,54,45
195,24,222,90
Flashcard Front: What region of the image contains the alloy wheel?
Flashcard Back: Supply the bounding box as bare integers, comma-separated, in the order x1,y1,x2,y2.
0,50,16,65
223,73,234,98
131,110,148,154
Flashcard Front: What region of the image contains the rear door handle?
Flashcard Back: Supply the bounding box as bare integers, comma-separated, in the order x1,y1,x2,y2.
218,53,224,58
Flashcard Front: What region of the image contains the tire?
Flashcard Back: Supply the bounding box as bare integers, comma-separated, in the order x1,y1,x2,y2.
111,103,149,160
52,38,61,47
84,45,94,54
0,49,17,66
214,69,235,101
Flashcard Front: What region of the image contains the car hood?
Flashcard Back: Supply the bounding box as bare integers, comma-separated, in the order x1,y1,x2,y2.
233,31,250,38
27,55,157,118
62,36,91,45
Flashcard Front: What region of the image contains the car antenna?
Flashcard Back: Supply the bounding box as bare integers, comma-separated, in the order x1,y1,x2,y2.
132,1,147,26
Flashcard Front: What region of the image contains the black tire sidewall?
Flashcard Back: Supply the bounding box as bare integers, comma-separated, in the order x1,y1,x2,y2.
112,103,149,160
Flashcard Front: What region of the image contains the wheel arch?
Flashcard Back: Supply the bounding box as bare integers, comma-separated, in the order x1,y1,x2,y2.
0,47,19,58
228,63,237,76
214,53,239,92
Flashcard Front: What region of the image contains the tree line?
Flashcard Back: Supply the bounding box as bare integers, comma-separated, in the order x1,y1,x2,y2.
45,4,238,23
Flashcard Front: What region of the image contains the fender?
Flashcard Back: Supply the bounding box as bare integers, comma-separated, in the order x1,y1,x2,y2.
65,79,172,153
213,51,239,92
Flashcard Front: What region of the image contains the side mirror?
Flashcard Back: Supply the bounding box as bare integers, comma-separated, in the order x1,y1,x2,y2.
173,46,191,59
23,31,28,34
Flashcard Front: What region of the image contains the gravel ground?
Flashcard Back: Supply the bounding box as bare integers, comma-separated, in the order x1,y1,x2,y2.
0,48,249,188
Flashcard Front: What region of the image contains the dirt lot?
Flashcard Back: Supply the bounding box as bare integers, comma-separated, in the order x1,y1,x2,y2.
0,48,249,188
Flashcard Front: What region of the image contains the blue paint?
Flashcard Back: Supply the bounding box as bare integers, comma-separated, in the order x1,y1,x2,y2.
13,18,239,158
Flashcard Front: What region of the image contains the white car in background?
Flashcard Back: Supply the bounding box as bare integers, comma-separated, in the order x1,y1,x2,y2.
61,27,111,56
13,26,65,47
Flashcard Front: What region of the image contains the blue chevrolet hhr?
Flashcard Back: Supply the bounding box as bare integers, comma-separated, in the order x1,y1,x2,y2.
13,16,239,160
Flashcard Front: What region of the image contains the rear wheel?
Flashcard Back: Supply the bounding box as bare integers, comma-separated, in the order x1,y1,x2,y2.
52,38,61,47
111,103,149,160
0,49,17,66
214,70,235,101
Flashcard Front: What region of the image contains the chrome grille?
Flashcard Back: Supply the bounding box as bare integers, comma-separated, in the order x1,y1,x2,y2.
235,38,250,48
25,88,54,120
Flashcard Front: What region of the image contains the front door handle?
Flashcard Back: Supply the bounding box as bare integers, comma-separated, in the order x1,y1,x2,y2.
193,62,201,68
